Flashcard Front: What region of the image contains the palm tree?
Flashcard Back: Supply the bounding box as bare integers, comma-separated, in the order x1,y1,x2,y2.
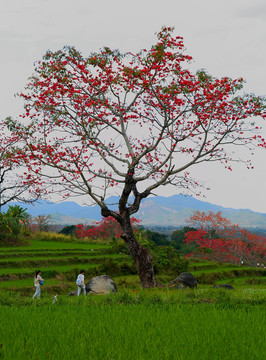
0,205,29,235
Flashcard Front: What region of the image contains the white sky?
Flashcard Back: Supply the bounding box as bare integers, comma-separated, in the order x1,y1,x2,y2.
0,0,266,212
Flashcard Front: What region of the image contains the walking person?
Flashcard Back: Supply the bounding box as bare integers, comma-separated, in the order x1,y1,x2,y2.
76,270,86,296
33,270,44,299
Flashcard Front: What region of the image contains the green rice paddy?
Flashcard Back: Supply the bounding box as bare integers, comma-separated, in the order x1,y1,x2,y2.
0,235,265,359
0,297,265,360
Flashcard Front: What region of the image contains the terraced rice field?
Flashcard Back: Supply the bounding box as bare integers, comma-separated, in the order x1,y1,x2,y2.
0,238,265,295
0,239,132,294
187,260,266,288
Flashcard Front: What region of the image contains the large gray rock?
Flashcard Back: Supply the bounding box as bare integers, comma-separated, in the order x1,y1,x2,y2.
85,275,117,294
169,272,197,289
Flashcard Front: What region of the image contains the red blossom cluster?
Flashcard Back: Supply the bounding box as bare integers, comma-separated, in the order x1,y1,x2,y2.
184,211,266,265
76,216,141,239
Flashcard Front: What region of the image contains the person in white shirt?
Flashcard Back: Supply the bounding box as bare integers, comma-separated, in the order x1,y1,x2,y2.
76,270,86,296
33,270,44,298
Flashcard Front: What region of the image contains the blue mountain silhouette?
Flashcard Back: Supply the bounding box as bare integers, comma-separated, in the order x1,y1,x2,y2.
2,194,266,228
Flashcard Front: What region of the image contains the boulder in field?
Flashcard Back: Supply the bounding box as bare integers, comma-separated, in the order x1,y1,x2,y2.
169,272,197,289
86,275,118,294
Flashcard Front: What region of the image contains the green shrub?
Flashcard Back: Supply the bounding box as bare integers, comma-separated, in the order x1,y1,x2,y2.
96,259,137,276
0,233,30,247
110,237,128,254
151,245,189,274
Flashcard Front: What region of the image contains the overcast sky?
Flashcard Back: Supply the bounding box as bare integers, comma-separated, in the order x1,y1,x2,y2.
1,0,266,212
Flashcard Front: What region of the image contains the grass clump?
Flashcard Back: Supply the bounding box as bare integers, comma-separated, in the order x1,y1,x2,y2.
32,231,111,245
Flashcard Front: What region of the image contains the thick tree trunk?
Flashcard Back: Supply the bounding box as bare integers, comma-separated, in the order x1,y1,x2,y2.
134,242,157,288
120,221,157,288
101,189,157,288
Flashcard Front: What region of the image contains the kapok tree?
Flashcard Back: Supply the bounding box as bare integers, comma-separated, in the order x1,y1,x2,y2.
0,121,35,213
185,211,266,265
8,27,266,287
186,211,235,239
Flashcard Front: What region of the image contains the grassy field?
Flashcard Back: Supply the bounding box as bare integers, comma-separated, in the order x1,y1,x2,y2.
0,292,265,360
0,235,265,359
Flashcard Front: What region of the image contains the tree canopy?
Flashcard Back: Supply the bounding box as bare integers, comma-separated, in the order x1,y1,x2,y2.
7,27,266,287
8,27,266,206
0,121,35,211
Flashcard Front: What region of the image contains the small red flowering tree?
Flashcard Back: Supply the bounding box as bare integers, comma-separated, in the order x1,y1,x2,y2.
185,211,266,265
27,214,52,233
7,27,266,287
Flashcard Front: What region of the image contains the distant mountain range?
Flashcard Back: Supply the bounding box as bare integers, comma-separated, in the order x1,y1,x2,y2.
2,194,266,229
